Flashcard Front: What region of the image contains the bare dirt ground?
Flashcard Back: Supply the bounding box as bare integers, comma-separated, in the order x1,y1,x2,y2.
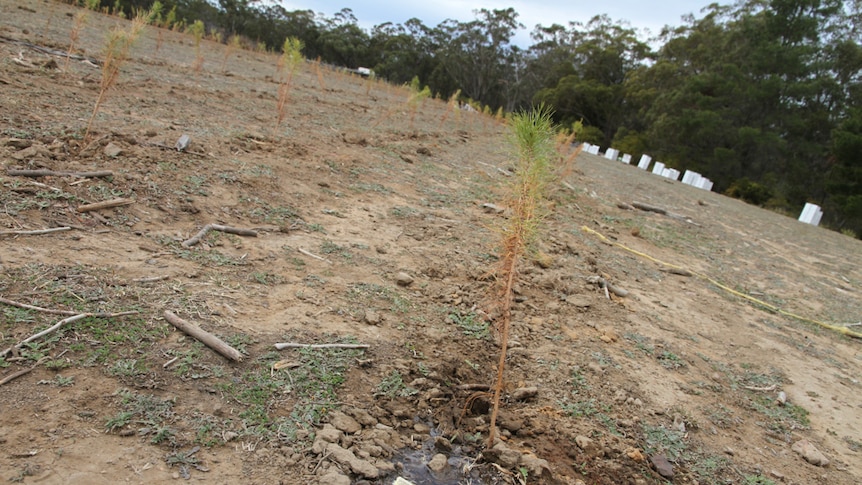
1,1,861,484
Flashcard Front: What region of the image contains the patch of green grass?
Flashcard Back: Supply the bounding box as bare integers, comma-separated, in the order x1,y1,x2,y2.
447,310,488,339
350,182,391,194
3,307,37,323
658,351,686,370
106,390,175,440
251,271,284,285
624,333,654,355
560,399,598,418
108,358,148,377
376,370,418,398
749,395,809,435
37,375,75,387
642,424,687,461
389,205,419,218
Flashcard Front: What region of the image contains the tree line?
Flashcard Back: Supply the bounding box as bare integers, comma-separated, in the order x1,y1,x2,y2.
80,0,862,237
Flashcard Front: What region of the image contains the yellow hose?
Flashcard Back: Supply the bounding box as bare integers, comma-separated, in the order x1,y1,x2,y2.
580,225,862,340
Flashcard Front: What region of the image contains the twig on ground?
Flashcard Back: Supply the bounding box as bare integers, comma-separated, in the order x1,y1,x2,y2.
0,226,71,236
132,275,170,283
631,200,700,226
298,247,330,263
742,384,778,392
6,169,113,178
0,357,50,386
0,297,79,315
163,356,179,369
77,198,133,213
586,275,629,298
660,267,693,277
0,310,138,358
274,342,369,350
182,224,258,247
163,311,244,362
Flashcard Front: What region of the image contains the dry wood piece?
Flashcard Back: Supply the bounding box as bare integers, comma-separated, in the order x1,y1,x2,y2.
0,297,79,315
660,267,694,277
182,224,258,248
163,311,244,362
6,169,113,178
586,275,629,298
274,342,370,350
0,226,71,236
0,310,138,358
631,200,701,226
0,357,49,387
76,198,133,213
298,247,330,263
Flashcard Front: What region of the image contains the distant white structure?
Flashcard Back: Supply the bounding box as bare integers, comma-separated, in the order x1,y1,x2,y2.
661,168,680,181
621,154,632,164
604,148,619,161
651,161,665,175
798,203,823,226
681,170,713,191
588,144,600,155
637,155,651,170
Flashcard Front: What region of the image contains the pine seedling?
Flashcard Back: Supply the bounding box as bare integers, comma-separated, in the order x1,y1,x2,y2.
406,76,431,130
85,0,99,11
64,11,88,76
275,37,304,131
82,10,147,147
221,34,241,74
487,106,557,447
437,89,461,129
313,57,327,90
188,20,205,73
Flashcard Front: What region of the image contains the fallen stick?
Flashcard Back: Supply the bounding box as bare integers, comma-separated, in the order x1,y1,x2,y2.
0,311,137,358
0,359,46,387
132,275,170,283
0,297,79,315
182,224,258,247
77,198,133,213
6,169,113,178
742,384,777,392
274,342,369,350
631,201,667,215
660,267,693,277
298,247,330,263
0,226,71,236
163,311,243,362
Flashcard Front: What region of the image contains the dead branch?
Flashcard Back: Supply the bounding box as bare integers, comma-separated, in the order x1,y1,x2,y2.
163,311,243,362
742,384,778,392
0,296,78,315
132,275,170,283
586,275,629,298
0,311,137,358
631,200,701,226
274,342,369,350
298,247,330,263
0,357,49,387
660,267,693,277
457,383,492,391
77,198,134,213
631,201,667,215
0,226,71,236
0,35,101,65
182,224,258,247
6,169,113,178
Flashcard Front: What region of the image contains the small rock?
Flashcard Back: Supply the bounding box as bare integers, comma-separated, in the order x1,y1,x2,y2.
416,146,432,156
395,272,414,286
566,295,592,308
481,203,505,214
330,411,362,434
413,423,430,434
4,138,32,150
792,439,829,467
103,142,123,157
393,478,416,485
511,387,538,402
426,453,448,473
626,447,646,462
483,442,522,469
776,391,787,406
325,442,379,479
223,431,239,441
519,453,552,478
363,310,381,325
433,436,452,452
175,134,191,151
318,471,351,485
575,435,595,451
650,454,674,479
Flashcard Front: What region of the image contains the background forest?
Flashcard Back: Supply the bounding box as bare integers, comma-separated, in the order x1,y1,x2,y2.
71,0,862,237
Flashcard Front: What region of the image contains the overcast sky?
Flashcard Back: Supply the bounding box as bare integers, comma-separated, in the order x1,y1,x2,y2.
276,0,708,45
